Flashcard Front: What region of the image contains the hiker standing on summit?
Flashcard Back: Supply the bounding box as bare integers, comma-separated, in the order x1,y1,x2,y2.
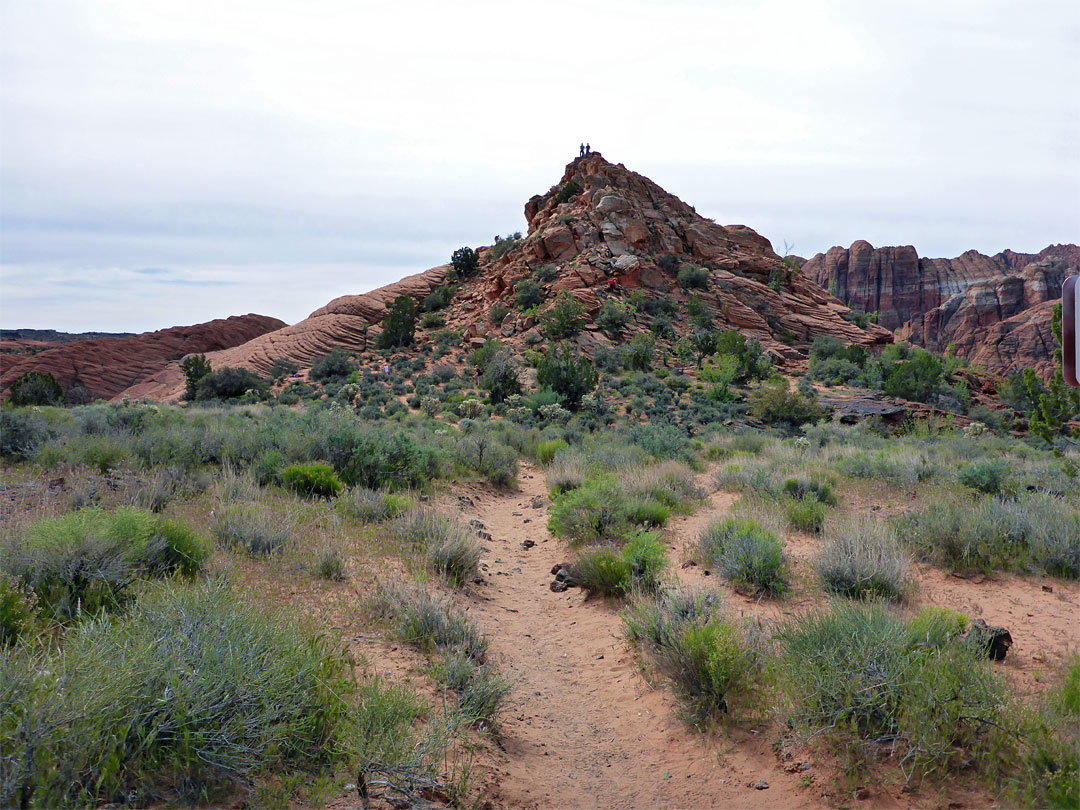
579,143,585,157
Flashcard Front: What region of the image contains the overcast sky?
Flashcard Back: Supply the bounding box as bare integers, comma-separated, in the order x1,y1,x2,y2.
2,0,1078,332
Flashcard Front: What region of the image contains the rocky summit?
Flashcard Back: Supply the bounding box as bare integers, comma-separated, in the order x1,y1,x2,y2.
805,241,1079,378
120,153,893,402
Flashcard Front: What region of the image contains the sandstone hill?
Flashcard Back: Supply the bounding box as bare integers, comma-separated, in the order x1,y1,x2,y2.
123,153,892,402
804,241,1079,378
0,314,286,403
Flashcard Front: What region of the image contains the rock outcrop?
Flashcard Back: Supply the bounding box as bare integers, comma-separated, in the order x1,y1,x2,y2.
0,314,286,403
123,153,895,402
805,242,1079,377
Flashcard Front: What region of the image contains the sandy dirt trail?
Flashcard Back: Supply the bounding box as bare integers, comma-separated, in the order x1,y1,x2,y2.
455,465,825,810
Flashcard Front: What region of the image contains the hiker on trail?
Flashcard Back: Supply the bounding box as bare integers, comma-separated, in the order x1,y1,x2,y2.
579,143,585,157
585,143,591,155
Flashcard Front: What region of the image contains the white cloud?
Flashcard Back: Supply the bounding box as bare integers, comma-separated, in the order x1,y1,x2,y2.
2,0,1077,331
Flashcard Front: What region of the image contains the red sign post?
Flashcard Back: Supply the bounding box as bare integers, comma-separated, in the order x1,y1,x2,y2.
1064,276,1078,388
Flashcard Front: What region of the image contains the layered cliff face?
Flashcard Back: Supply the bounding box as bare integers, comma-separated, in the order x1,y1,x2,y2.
805,242,1079,377
0,314,286,403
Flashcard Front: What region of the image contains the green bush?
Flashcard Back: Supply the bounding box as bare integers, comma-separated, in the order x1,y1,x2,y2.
368,582,487,662
378,295,417,349
435,647,512,731
554,181,581,204
816,515,910,601
0,572,39,646
572,532,668,597
490,232,522,261
906,606,969,648
450,246,478,279
212,502,291,555
897,492,1080,578
624,497,671,528
335,487,413,523
623,333,655,371
0,580,350,807
784,498,828,533
323,423,435,490
8,371,64,406
422,284,455,311
882,348,943,403
623,587,767,722
391,508,482,586
514,278,545,310
268,356,300,381
778,601,1008,779
195,367,267,401
548,477,632,543
315,544,347,581
957,459,1011,495
309,348,357,382
541,292,586,339
747,378,825,429
536,344,598,409
0,409,51,460
699,517,788,596
596,298,632,335
677,264,709,289
1013,654,1080,809
281,463,343,498
536,438,569,465
478,348,522,404
782,476,837,505
488,302,511,325
2,508,208,622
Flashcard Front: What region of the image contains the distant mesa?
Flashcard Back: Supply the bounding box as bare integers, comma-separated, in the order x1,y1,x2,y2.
0,314,286,403
805,242,1079,378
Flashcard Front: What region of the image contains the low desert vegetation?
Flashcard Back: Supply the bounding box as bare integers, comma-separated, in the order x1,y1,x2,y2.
816,514,912,601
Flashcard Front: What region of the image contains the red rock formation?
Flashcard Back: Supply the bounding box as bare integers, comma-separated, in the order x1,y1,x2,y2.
806,242,1079,377
0,314,286,403
123,154,897,401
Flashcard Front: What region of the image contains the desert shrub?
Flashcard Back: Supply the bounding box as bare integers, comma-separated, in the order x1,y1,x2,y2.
0,408,51,460
882,348,942,403
572,532,668,597
8,371,64,406
548,477,629,543
699,517,788,596
897,492,1080,578
314,544,347,582
623,333,655,371
422,284,455,311
906,606,970,648
714,331,772,383
782,476,838,505
536,344,598,409
623,587,768,722
0,573,40,646
748,378,825,429
1012,654,1080,809
596,298,632,335
622,462,702,512
490,232,522,260
808,336,869,385
478,348,522,404
784,498,828,533
421,311,445,329
833,447,939,486
450,246,478,279
546,452,589,494
957,459,1011,495
435,648,512,731
514,278,545,310
623,422,690,461
816,515,911,601
322,423,435,490
624,497,671,527
536,438,569,465
541,292,586,339
554,181,580,203
194,367,267,401
309,348,357,382
281,463,343,498
378,295,417,349
368,582,487,662
268,356,300,381
335,487,413,523
2,508,208,622
0,580,350,808
677,264,709,289
778,601,1008,779
391,508,482,586
212,502,291,555
488,302,511,325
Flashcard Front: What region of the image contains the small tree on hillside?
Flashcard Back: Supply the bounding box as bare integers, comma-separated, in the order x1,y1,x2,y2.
181,354,212,400
378,296,417,349
537,343,598,409
450,247,479,280
542,292,586,339
9,371,64,406
1025,302,1080,444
